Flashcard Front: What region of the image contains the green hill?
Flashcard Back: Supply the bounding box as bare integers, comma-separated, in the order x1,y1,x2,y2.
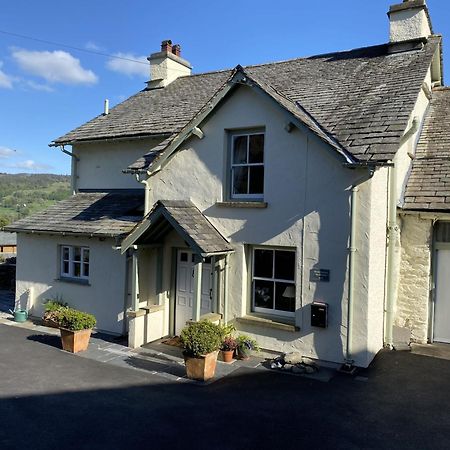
0,173,71,227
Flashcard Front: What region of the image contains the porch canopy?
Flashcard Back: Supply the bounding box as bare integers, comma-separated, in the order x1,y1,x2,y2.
121,200,233,256
122,200,233,324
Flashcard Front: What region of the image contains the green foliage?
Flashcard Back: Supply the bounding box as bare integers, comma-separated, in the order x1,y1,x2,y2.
42,299,69,326
57,307,96,331
43,299,68,312
236,334,260,352
0,173,70,226
218,323,236,340
180,320,222,357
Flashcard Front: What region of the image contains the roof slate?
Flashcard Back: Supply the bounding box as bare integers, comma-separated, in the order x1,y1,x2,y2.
0,231,16,246
403,88,450,211
4,192,144,238
124,200,233,255
52,36,440,164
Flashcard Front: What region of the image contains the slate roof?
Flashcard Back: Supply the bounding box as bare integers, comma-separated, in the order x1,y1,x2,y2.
403,88,450,211
0,232,16,246
52,36,440,165
4,192,144,238
122,200,233,255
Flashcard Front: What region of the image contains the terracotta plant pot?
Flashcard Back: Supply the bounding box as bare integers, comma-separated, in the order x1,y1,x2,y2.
221,349,235,363
184,350,219,381
60,328,92,353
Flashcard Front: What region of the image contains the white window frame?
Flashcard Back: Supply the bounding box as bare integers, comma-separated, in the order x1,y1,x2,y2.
230,131,265,200
252,247,296,318
60,245,90,281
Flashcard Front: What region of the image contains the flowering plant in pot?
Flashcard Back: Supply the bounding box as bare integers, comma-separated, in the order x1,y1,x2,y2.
221,336,238,363
180,320,222,381
57,307,96,353
236,334,260,360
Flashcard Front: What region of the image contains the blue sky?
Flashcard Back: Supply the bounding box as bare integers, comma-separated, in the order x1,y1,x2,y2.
0,0,448,175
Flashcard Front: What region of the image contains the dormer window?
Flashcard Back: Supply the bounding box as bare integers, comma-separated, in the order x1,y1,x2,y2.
230,131,265,199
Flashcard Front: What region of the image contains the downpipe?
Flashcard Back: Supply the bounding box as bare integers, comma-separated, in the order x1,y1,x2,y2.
384,163,399,348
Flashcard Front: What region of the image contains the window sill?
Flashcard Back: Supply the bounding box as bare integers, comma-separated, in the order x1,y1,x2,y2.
236,314,299,332
216,201,268,209
55,277,90,286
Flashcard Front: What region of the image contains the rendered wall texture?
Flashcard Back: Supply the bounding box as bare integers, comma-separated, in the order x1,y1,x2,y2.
15,233,127,334
396,214,433,343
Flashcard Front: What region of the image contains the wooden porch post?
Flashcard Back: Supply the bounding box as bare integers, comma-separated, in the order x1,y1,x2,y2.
131,246,140,311
223,254,230,323
192,257,203,322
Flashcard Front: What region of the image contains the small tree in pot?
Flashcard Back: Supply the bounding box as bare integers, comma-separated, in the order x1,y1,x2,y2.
58,307,96,353
180,320,222,381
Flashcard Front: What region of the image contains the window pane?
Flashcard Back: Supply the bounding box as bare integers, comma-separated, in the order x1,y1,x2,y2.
62,247,70,261
275,282,296,312
254,249,273,278
83,263,89,277
82,248,89,263
436,222,450,242
63,261,69,274
233,166,248,195
275,251,295,280
254,279,274,310
73,247,81,262
73,262,81,277
249,166,264,194
249,134,264,163
180,252,188,262
233,135,248,164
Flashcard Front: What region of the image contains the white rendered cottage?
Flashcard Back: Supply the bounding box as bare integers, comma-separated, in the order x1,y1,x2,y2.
7,1,449,368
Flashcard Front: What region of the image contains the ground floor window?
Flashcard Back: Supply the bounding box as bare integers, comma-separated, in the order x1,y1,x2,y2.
252,247,296,317
61,245,90,280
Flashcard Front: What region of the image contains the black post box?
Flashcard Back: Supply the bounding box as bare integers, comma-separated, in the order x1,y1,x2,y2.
311,302,328,328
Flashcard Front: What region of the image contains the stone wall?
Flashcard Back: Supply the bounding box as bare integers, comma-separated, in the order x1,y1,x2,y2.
396,214,433,343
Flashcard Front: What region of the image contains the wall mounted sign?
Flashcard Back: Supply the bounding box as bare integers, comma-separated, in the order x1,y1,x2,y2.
310,269,330,282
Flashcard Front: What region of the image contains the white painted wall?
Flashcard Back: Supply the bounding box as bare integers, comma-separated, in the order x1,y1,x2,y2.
396,214,433,343
73,138,163,191
15,233,127,334
389,7,431,42
142,85,387,367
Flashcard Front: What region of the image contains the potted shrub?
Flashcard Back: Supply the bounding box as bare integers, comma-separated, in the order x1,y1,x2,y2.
180,320,222,381
42,299,68,328
236,334,259,360
221,336,238,363
218,322,237,362
58,307,96,353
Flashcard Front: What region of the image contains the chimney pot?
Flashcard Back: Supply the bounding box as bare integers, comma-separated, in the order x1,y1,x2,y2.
161,40,173,53
172,44,181,57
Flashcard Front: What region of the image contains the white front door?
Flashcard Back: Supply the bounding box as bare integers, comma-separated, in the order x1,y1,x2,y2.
175,250,212,335
434,248,450,343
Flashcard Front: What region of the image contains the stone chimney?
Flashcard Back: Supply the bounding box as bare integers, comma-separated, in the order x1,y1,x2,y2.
147,40,192,89
388,1,433,42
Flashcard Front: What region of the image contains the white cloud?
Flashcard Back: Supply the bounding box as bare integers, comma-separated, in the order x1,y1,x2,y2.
0,61,13,89
106,52,148,77
12,49,98,85
85,41,103,51
0,146,17,158
9,159,53,171
25,80,54,92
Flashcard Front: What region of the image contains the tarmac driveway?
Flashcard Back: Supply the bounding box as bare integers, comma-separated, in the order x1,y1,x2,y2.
1,324,450,450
